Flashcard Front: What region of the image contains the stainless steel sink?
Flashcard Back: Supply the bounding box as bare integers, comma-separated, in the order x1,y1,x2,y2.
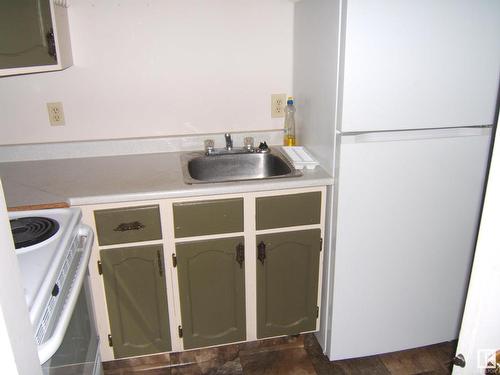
181,148,302,184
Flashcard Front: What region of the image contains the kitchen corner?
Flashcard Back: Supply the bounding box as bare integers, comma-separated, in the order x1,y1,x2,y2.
2,0,500,374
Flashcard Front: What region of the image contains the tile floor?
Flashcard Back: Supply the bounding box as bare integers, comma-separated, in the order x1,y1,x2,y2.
103,334,457,375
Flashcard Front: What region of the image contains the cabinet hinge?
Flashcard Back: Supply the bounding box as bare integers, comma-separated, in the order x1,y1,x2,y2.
316,306,319,318
108,334,113,347
320,238,323,252
97,260,103,275
178,325,183,338
172,254,177,268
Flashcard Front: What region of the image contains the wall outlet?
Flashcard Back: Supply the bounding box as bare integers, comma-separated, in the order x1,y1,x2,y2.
271,93,287,118
47,102,65,126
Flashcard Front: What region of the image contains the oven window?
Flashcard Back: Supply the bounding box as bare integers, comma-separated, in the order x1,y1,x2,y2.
42,277,99,374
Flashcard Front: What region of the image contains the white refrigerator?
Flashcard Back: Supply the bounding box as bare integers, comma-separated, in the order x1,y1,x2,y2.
293,0,500,360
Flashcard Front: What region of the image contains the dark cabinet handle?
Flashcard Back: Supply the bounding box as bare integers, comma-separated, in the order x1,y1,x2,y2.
157,250,163,277
236,243,244,268
257,241,266,265
46,28,57,60
113,221,145,232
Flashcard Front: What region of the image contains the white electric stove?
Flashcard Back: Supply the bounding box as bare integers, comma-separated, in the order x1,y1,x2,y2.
9,207,102,374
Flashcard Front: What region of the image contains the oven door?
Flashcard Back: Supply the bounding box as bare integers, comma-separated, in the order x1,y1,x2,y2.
42,274,101,374
39,226,102,375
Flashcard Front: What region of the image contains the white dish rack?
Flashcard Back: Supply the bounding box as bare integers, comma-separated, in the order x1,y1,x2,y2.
282,146,319,170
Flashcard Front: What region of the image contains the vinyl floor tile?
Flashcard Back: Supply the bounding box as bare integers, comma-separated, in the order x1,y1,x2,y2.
332,356,392,375
240,347,316,375
380,347,443,374
103,334,457,375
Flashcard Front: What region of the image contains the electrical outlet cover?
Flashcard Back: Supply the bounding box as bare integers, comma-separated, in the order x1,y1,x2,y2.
47,102,65,126
271,93,287,118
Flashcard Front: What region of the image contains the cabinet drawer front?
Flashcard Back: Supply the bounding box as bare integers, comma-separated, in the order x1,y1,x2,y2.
94,205,162,246
256,192,321,230
173,198,243,238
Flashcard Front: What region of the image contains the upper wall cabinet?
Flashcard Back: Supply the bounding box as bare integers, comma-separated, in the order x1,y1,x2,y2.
0,0,72,77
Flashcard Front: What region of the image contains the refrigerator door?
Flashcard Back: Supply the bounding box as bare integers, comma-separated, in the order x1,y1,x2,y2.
341,0,500,132
326,127,491,360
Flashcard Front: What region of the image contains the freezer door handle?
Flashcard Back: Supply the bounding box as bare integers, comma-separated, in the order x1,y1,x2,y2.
341,126,491,144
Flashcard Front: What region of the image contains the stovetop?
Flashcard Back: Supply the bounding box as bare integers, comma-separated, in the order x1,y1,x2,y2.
9,208,82,326
10,216,60,250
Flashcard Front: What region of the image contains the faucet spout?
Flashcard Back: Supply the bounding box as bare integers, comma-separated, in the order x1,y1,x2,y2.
224,133,233,150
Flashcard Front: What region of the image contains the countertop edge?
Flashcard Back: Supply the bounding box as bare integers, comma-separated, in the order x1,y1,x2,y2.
7,202,70,212
70,176,334,206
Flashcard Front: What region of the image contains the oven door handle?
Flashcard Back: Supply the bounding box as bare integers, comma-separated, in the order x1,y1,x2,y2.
37,226,94,364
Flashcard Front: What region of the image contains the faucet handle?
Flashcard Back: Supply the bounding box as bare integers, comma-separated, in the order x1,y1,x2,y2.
257,141,270,153
244,136,254,151
204,139,215,155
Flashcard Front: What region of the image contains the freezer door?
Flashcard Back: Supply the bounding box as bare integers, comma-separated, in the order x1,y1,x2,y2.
327,127,491,360
341,1,500,132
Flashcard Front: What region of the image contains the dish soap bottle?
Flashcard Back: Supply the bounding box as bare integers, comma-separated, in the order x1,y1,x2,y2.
284,97,296,146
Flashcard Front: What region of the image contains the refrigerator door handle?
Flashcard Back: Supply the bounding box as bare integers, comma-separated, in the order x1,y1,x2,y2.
340,126,492,144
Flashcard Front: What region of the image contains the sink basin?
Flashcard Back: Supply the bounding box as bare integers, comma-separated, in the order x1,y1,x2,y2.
181,148,302,184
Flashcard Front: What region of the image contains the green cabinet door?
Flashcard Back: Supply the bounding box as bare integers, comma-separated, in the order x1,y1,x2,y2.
0,1,56,69
100,245,171,358
256,229,321,339
176,237,246,349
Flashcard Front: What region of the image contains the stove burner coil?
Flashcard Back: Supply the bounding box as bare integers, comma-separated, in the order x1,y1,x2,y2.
10,217,60,249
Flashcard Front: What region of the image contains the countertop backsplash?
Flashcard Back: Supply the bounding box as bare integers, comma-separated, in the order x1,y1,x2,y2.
0,130,284,162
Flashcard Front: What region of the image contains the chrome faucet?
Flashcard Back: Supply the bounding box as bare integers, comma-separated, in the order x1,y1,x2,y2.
224,133,233,150
203,134,261,156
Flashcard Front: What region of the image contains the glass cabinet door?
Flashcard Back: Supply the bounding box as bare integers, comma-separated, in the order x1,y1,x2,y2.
0,0,57,69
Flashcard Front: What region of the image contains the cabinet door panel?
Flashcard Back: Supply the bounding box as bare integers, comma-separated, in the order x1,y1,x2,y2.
0,1,56,69
176,237,246,349
100,245,171,358
257,229,321,338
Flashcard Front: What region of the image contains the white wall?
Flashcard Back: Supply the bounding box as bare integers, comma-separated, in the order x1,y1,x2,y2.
292,0,343,354
0,0,293,146
293,0,340,174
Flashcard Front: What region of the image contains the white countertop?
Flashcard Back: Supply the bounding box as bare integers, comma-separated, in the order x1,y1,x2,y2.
0,150,333,207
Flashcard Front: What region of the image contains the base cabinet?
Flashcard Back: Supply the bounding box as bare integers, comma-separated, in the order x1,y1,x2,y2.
256,229,321,339
85,187,325,361
176,237,246,349
100,245,171,358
